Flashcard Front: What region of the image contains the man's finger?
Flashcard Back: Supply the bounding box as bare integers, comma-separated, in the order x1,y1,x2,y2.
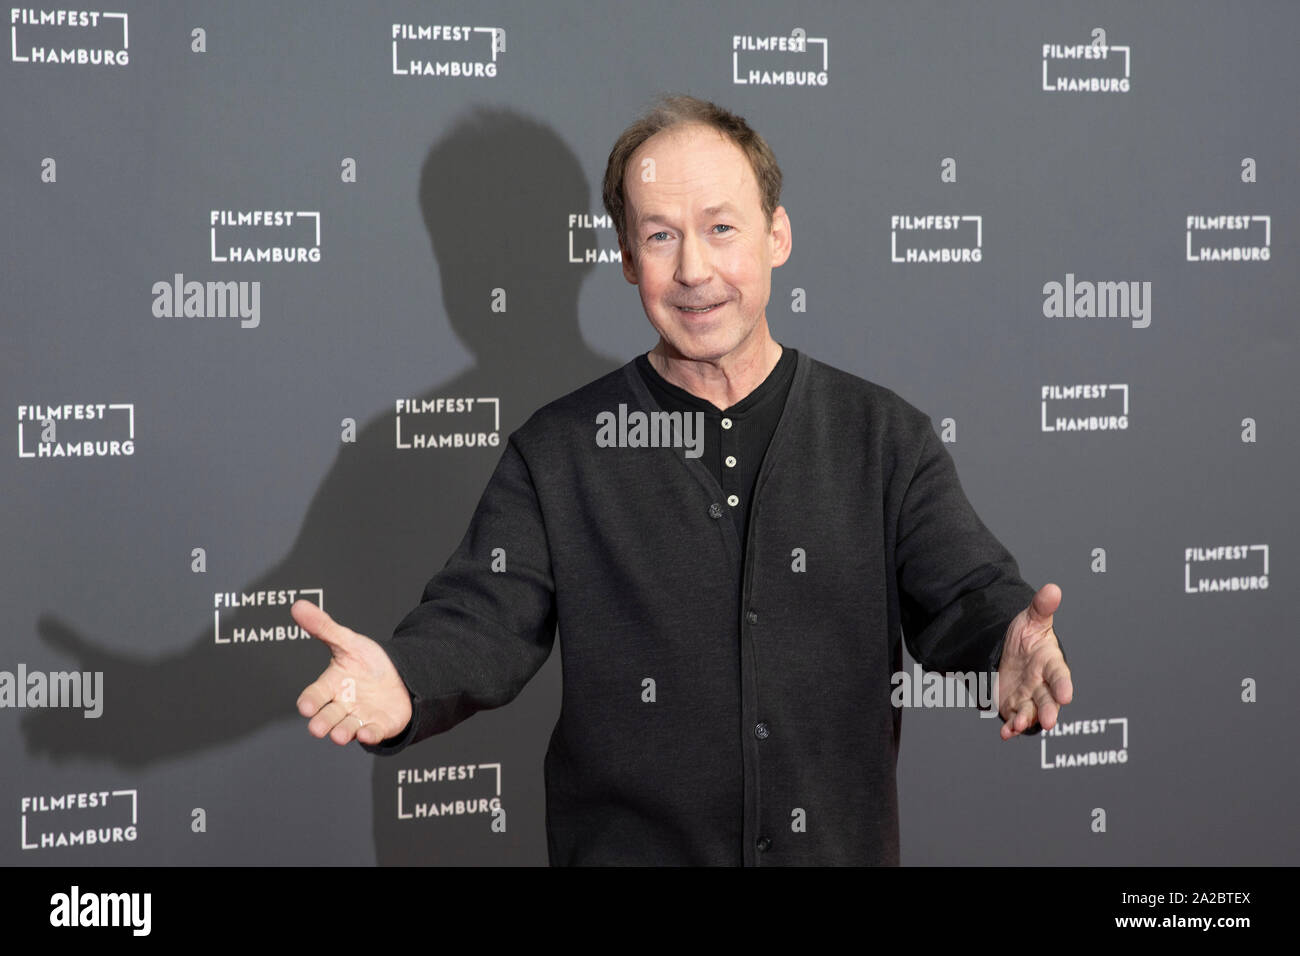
1017,700,1037,731
356,721,389,747
291,599,355,651
997,689,1026,728
296,676,336,719
1026,582,1062,627
307,700,350,739
1002,699,1037,739
1044,654,1074,707
1032,683,1059,730
329,712,365,746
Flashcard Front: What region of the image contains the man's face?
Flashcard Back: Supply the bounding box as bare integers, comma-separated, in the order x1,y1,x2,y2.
620,123,791,363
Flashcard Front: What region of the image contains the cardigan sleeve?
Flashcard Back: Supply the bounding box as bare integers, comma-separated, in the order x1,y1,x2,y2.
360,433,558,755
893,421,1041,723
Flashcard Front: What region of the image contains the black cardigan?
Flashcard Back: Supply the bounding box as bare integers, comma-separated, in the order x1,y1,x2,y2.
363,350,1037,865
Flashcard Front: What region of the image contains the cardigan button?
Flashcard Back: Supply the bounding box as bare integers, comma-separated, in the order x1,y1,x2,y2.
754,722,770,739
756,836,772,852
708,502,723,519
746,610,758,625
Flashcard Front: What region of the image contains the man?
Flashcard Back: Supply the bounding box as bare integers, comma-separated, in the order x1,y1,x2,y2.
293,94,1073,865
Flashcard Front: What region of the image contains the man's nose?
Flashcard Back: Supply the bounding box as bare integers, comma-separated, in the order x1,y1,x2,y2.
674,231,711,285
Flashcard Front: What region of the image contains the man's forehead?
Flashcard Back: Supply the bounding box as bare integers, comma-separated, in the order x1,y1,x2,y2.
625,127,759,223
629,124,746,177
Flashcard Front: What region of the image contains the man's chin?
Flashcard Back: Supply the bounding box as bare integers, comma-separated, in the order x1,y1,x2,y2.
660,333,745,365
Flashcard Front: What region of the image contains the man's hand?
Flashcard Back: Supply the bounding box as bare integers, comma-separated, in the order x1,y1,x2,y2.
293,600,413,747
996,583,1073,740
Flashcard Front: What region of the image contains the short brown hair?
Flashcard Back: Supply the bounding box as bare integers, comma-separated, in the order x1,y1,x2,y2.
602,94,783,255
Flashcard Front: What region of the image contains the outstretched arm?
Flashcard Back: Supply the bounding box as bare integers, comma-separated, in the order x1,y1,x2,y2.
293,433,558,752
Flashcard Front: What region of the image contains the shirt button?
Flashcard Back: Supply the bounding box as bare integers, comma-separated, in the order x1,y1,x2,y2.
756,836,771,852
708,502,723,519
727,494,739,507
746,610,758,624
725,455,737,468
721,417,733,429
754,722,770,739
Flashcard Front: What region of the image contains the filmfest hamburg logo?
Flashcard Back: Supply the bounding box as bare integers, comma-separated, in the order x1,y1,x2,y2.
890,215,983,264
568,212,622,264
17,402,135,458
397,763,504,826
1185,215,1271,263
394,397,500,450
391,22,505,77
1040,384,1129,433
20,788,139,850
731,27,828,86
1041,31,1131,92
209,209,321,264
1040,718,1128,769
212,589,324,645
1183,545,1269,594
10,8,128,65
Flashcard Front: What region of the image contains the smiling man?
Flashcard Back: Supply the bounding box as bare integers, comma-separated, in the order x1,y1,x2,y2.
621,120,788,410
292,94,1073,866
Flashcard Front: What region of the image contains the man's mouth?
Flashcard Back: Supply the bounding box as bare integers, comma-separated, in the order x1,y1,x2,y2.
676,301,726,314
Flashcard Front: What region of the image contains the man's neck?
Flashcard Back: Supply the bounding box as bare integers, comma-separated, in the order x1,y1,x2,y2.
647,332,783,411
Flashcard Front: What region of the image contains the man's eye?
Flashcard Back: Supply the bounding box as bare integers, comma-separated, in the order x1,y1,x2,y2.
649,231,669,241
713,224,733,234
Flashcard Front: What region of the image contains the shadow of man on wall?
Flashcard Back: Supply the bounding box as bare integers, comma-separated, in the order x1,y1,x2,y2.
29,107,622,865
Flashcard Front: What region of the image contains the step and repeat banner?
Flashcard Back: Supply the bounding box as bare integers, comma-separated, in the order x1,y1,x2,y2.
2,1,1295,867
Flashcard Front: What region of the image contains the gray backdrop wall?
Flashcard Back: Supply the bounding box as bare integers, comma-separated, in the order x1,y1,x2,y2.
2,0,1295,866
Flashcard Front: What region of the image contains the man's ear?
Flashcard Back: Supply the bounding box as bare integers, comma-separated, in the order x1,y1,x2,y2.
769,205,792,268
620,238,639,284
